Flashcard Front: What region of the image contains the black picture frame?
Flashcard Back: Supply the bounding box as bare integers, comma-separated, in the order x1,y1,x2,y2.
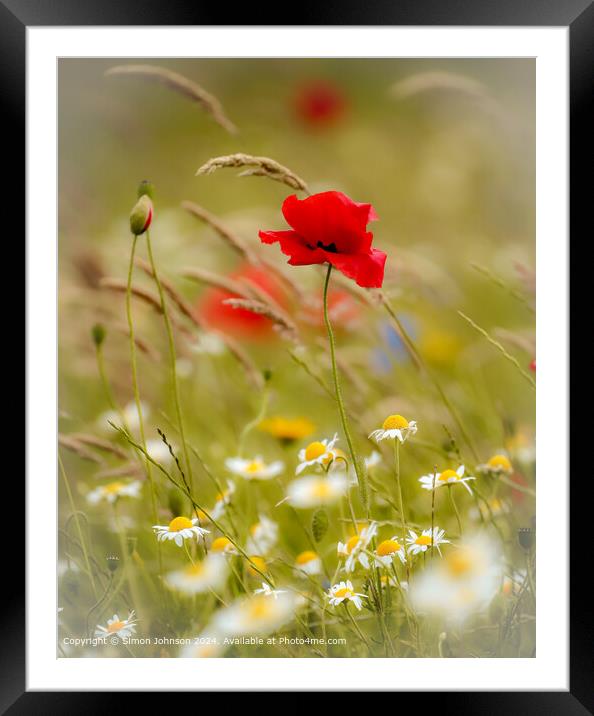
9,0,591,710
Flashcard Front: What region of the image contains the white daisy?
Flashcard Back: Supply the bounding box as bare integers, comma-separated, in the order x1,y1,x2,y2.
180,631,225,658
286,473,347,508
406,527,450,556
95,611,137,639
246,515,279,555
477,454,513,475
364,451,382,470
87,480,142,505
419,465,475,495
225,456,284,481
410,533,503,623
165,554,228,595
97,401,149,433
374,537,407,567
189,332,226,356
369,414,417,444
254,582,288,599
337,522,378,572
152,516,210,547
294,550,322,576
146,438,174,464
296,434,340,474
327,580,367,610
195,481,235,524
213,592,296,637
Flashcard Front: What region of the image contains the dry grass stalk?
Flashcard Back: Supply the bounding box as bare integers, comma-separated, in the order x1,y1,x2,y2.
181,201,304,301
100,277,163,313
182,267,255,299
134,256,205,330
100,277,194,339
222,298,300,343
181,200,258,262
238,276,297,329
196,153,310,194
95,463,143,479
69,433,129,460
105,64,237,134
58,434,103,463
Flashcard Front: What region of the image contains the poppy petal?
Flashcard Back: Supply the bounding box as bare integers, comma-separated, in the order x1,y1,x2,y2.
325,248,387,288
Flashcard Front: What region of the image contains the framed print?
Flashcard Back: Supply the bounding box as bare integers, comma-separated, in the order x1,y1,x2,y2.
10,0,591,707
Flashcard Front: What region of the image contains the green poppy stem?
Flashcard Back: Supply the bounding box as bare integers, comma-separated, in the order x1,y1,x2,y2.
322,264,366,512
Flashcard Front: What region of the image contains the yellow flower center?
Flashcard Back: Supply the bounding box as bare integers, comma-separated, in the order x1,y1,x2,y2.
249,523,260,536
259,417,315,441
487,454,512,472
446,550,475,577
305,441,327,461
247,596,274,619
333,587,353,599
439,469,459,482
296,550,318,565
245,460,264,474
416,535,433,546
168,516,194,532
345,535,361,554
104,482,124,494
247,556,267,576
211,537,232,552
185,563,205,577
376,539,401,556
107,620,125,633
382,414,409,431
311,481,332,498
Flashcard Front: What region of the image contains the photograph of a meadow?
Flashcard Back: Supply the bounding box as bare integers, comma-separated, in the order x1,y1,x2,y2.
58,58,536,659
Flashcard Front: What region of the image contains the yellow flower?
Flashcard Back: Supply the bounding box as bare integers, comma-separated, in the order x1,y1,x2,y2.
258,416,316,443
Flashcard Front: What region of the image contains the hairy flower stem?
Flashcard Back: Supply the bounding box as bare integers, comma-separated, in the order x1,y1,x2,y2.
125,235,159,526
448,486,463,536
145,231,194,491
322,265,366,512
58,453,98,599
393,439,410,581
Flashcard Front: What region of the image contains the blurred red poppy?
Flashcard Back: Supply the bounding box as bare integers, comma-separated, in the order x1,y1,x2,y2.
529,358,536,372
293,80,347,129
196,264,287,340
300,289,361,331
259,191,386,289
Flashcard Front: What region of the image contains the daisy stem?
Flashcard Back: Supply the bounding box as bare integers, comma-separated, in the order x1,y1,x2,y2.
322,264,366,514
344,603,371,650
393,439,409,579
448,486,463,536
431,470,437,559
125,234,158,526
145,229,194,491
58,452,98,599
184,541,195,566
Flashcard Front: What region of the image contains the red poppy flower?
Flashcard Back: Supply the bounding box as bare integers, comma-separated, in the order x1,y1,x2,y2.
293,80,347,129
529,358,536,372
196,264,287,340
258,191,386,289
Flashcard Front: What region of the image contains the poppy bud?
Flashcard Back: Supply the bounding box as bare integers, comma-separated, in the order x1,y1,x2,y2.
106,555,120,573
518,527,534,552
91,323,106,347
129,195,153,235
137,179,155,200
